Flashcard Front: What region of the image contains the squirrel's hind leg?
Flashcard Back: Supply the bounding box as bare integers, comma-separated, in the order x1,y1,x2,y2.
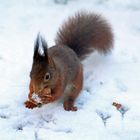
63,65,83,111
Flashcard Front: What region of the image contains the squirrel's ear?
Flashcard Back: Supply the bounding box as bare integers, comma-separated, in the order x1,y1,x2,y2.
33,33,48,63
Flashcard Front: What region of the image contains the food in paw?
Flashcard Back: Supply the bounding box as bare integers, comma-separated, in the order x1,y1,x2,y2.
32,93,42,103
25,88,52,109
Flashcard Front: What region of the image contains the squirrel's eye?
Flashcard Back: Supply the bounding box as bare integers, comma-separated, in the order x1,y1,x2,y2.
44,72,51,81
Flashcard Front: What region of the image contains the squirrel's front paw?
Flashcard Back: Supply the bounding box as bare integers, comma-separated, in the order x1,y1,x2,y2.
25,100,37,109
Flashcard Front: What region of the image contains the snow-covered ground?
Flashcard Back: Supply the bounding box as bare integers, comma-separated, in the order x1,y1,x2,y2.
0,0,140,139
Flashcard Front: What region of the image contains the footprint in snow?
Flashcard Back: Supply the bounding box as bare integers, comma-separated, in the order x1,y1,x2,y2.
96,110,111,127
54,128,72,133
0,104,10,119
0,104,10,109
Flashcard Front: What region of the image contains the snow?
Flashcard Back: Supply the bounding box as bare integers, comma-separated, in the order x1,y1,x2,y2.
32,93,42,103
0,0,140,140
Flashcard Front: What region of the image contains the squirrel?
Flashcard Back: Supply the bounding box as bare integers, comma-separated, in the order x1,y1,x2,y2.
25,11,114,111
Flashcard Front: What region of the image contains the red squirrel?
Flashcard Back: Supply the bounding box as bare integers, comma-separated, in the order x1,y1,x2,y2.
25,11,114,111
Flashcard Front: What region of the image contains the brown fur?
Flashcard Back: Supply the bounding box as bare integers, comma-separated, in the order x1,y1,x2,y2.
55,11,113,60
64,64,83,111
25,11,114,111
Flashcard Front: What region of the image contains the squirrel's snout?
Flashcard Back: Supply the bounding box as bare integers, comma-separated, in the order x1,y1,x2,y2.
33,84,44,94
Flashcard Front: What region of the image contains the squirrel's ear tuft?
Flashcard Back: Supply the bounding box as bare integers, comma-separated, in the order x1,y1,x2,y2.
33,33,48,63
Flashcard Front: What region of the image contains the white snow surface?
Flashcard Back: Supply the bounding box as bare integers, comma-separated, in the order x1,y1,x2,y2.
0,0,140,140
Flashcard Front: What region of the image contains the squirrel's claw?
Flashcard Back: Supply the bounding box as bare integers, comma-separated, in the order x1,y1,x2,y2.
25,100,37,109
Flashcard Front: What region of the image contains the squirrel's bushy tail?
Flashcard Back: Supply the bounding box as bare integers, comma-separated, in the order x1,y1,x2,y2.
55,11,114,60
